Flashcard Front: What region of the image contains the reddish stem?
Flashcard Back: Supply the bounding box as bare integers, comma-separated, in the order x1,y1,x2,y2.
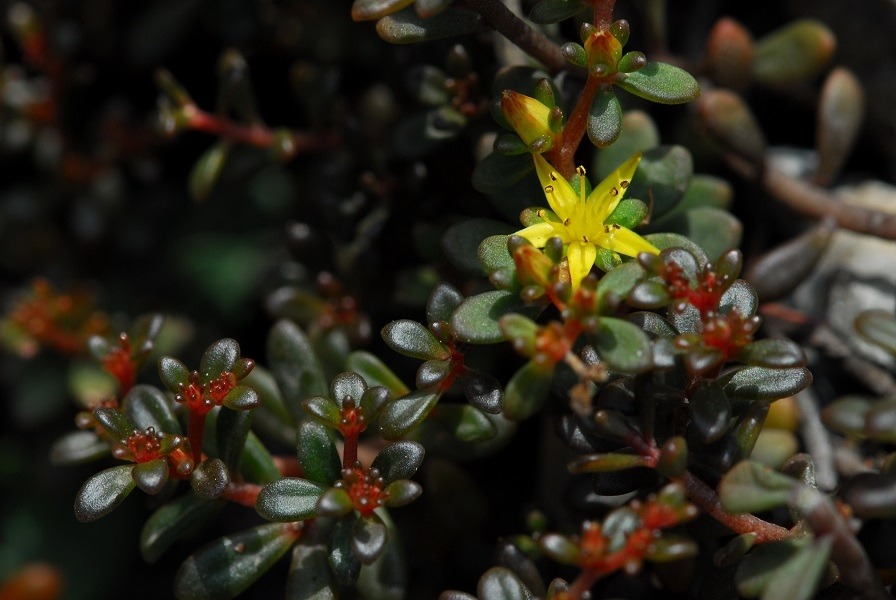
568,569,605,600
273,456,303,477
343,431,359,470
222,481,263,507
552,77,602,178
682,472,791,543
592,0,617,30
187,411,206,466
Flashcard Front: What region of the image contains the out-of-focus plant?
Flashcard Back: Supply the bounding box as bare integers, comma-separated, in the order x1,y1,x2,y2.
2,0,894,599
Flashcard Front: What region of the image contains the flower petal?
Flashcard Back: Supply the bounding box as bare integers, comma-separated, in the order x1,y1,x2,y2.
533,154,577,219
566,241,598,289
589,151,641,224
594,225,659,258
515,222,561,248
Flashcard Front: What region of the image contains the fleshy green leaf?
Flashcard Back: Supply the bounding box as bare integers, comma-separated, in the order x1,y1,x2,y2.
329,514,361,585
174,523,300,600
199,338,240,385
286,542,338,600
74,465,136,522
49,431,109,465
123,384,180,435
444,219,513,276
92,407,137,442
752,19,835,86
477,566,534,600
346,351,410,397
718,460,798,513
591,317,652,373
189,142,229,202
719,366,812,404
616,61,700,104
222,384,259,411
141,494,225,563
316,488,354,518
587,86,622,148
352,513,388,565
133,458,170,495
738,339,806,368
503,360,553,421
190,458,230,499
433,403,497,442
463,369,504,414
735,540,801,598
267,320,329,421
451,291,543,344
626,145,693,219
690,380,731,444
379,390,440,440
375,7,482,44
427,283,465,325
371,440,426,484
568,452,650,474
855,309,896,356
472,152,534,194
297,420,342,487
383,480,422,508
762,537,832,600
382,320,450,360
352,0,414,21
528,0,584,24
158,356,190,392
255,478,324,522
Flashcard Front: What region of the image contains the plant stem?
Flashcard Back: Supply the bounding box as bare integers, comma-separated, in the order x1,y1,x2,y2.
682,472,791,543
568,568,604,600
592,0,617,30
763,166,896,240
343,432,359,469
553,77,601,178
188,412,206,466
465,0,567,74
223,482,263,507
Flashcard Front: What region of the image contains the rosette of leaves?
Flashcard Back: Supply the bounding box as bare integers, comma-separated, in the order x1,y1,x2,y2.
561,20,700,146
252,418,424,591
378,283,508,439
86,312,165,393
73,386,189,522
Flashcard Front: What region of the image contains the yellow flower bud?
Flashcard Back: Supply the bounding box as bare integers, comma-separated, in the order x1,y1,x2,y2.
500,90,558,152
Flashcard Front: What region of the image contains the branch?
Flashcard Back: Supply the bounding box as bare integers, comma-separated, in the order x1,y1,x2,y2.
465,0,567,74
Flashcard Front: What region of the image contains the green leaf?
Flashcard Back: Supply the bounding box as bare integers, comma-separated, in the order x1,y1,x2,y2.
463,369,504,414
718,460,798,513
240,431,282,484
371,440,426,484
478,234,515,279
174,522,300,600
539,533,580,565
331,371,368,404
738,339,806,369
645,535,699,562
451,290,542,344
49,431,109,465
477,566,534,600
820,395,870,436
434,403,497,442
472,152,534,194
594,110,660,178
316,488,354,517
427,282,465,325
352,0,414,21
141,494,225,563
74,465,136,522
199,338,240,385
286,542,337,600
503,360,553,421
714,533,757,567
243,365,292,425
855,309,896,356
719,367,812,404
382,320,450,360
568,452,650,473
839,472,896,519
752,19,835,86
652,207,742,262
375,7,482,44
815,68,864,186
690,380,731,444
214,407,252,472
123,384,180,435
255,478,324,522
133,458,170,495
735,540,802,598
222,384,259,411
267,320,329,421
444,219,514,276
329,514,362,585
591,317,652,373
528,0,584,24
382,480,422,507
720,279,758,318
626,145,692,219
586,86,622,148
762,537,832,600
356,510,407,600
158,356,190,392
615,61,700,104
596,261,645,307
190,458,230,499
92,407,136,442
352,513,388,565
297,420,341,487
346,351,410,397
605,198,649,230
696,90,766,170
417,359,453,389
379,390,440,439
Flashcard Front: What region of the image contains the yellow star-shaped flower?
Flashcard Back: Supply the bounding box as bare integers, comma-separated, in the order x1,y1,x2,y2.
515,152,659,290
